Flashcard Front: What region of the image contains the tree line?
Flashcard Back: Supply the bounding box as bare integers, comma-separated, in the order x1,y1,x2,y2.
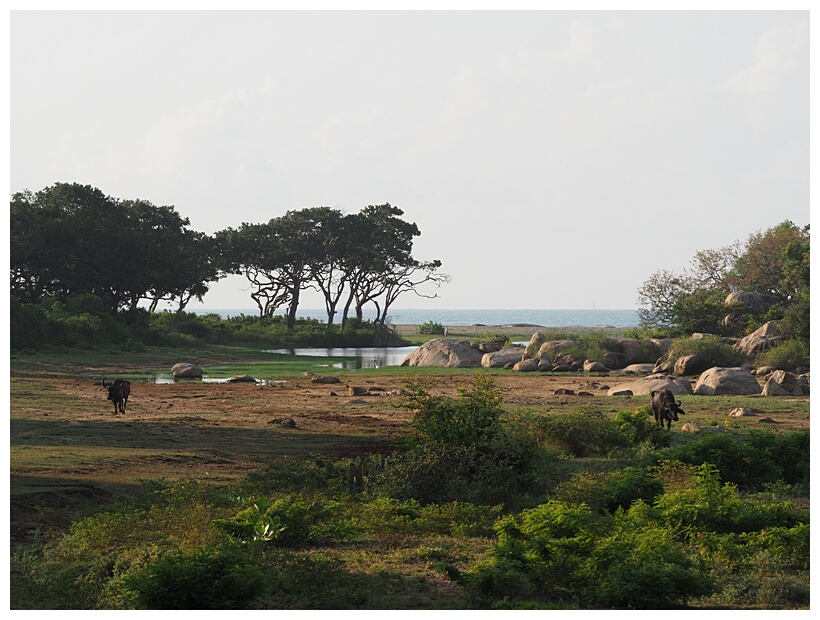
10,182,448,331
637,220,809,344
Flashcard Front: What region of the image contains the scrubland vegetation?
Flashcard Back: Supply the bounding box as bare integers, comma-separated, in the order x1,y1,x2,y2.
10,373,809,610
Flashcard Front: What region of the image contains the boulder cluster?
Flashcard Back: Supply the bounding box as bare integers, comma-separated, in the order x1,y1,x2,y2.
400,321,809,398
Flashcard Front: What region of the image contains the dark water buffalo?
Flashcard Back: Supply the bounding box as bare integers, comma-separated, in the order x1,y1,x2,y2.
650,388,685,429
102,378,131,414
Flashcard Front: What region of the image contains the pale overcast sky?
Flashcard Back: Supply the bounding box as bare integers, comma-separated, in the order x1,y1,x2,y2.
9,9,810,310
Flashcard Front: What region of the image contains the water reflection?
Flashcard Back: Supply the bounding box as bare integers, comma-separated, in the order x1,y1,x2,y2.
151,376,288,385
264,346,417,369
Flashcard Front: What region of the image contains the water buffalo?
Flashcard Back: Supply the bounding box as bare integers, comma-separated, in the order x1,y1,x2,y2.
102,378,130,414
650,388,685,429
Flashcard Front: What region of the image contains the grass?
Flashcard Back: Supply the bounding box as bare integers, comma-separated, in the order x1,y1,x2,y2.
9,346,810,610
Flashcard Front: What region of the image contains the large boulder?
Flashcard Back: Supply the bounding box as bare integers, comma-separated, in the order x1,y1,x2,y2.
525,332,549,357
482,346,526,368
610,337,652,365
400,339,484,368
674,354,713,376
172,362,202,378
536,340,577,359
694,367,761,395
761,370,805,396
607,373,692,396
725,291,785,315
513,358,539,372
734,321,785,357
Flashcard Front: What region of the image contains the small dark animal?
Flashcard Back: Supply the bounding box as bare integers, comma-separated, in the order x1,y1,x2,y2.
102,378,131,414
650,388,685,429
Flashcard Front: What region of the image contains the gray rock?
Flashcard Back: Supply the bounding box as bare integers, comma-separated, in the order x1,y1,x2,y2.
725,291,785,315
171,362,203,378
762,370,804,396
607,373,692,396
401,338,484,368
674,354,712,376
734,321,784,357
513,358,540,372
583,360,609,373
482,346,526,368
694,367,761,395
311,375,341,384
226,375,257,383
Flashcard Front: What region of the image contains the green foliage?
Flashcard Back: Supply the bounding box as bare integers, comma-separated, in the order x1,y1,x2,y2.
215,494,355,547
529,407,629,457
375,376,558,506
464,500,714,609
554,467,664,513
756,339,809,372
123,546,265,609
658,431,810,490
665,335,746,367
416,320,445,335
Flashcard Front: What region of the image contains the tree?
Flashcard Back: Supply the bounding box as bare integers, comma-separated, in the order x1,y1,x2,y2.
637,221,809,341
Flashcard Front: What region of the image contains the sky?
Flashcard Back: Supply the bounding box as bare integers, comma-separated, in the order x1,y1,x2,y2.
8,8,811,311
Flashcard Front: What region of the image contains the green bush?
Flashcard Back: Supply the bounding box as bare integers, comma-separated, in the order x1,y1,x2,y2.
123,546,265,609
554,467,664,513
463,500,713,609
756,339,809,372
658,431,810,491
665,335,746,368
530,407,629,457
416,320,445,335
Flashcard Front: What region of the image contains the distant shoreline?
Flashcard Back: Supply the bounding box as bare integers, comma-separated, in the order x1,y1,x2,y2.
390,324,630,337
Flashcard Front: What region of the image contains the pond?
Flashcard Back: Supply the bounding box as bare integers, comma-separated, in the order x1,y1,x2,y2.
264,346,418,369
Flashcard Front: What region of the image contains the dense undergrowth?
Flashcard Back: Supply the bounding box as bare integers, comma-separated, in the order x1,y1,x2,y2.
10,294,403,352
10,376,810,610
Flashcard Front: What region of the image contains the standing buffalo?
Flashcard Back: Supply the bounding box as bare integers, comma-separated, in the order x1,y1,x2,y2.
650,388,685,429
102,378,131,414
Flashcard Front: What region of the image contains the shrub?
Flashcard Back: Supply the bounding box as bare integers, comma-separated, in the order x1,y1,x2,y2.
756,339,809,372
416,320,445,335
664,335,746,368
530,407,629,457
123,546,265,609
554,467,664,513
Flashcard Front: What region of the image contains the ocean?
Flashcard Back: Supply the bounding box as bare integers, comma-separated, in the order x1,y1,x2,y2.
195,308,640,329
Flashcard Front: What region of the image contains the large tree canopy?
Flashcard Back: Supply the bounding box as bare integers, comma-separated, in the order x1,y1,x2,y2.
10,183,220,313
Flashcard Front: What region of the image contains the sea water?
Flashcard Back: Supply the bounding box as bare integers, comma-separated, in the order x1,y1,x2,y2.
196,308,639,328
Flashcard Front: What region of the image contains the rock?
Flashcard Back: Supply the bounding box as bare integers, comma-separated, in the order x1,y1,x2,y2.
348,386,369,396
537,340,577,359
525,332,549,358
551,365,572,372
694,367,761,395
729,407,760,417
797,374,810,395
226,375,257,383
609,337,652,365
171,362,203,378
653,357,676,374
554,388,575,395
607,373,692,396
674,354,712,376
691,332,716,340
734,321,785,357
513,358,540,372
578,391,595,397
537,359,554,372
602,351,626,370
311,375,341,384
649,338,674,354
482,346,526,368
401,338,484,368
762,370,804,396
475,341,504,353
758,417,776,423
621,363,656,375
756,366,777,376
610,389,633,396
725,291,785,315
681,422,725,433
583,360,609,373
